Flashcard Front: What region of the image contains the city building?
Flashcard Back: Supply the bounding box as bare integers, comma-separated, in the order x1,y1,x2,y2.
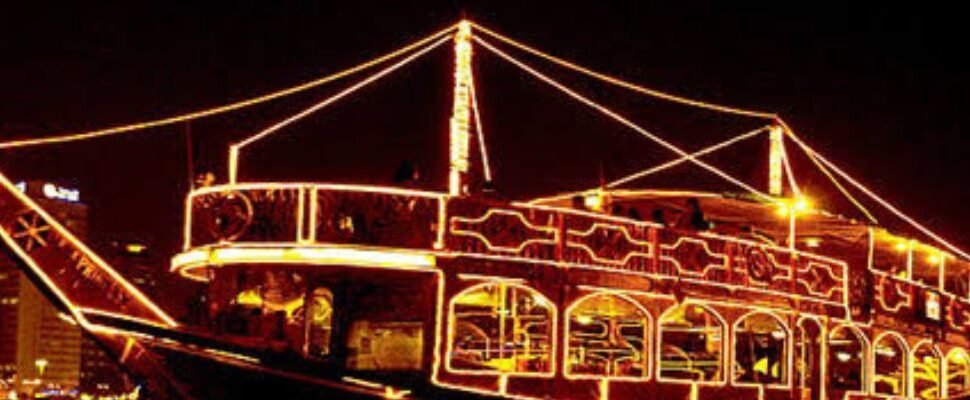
0,181,87,397
0,180,134,398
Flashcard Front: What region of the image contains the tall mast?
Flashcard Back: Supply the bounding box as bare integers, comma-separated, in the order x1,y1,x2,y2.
449,21,473,196
768,125,784,196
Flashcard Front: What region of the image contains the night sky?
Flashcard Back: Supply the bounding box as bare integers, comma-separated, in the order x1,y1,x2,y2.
2,2,969,266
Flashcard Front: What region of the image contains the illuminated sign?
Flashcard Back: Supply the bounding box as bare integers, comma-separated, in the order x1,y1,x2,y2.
925,291,941,321
42,183,80,202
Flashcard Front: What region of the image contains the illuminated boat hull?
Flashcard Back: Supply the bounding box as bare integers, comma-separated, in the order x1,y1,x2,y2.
156,183,970,400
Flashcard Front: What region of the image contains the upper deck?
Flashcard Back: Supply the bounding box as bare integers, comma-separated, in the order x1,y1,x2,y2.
173,183,852,316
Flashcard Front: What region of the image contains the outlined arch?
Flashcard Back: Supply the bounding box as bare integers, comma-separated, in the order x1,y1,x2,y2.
910,340,943,400
945,347,970,398
564,291,652,380
871,331,909,397
657,301,728,384
731,310,792,388
827,324,870,395
445,281,557,377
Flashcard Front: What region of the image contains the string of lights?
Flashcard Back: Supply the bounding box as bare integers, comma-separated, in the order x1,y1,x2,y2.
470,22,777,120
469,66,493,183
779,134,802,198
229,35,452,183
474,35,773,203
228,36,450,184
782,125,970,260
0,23,459,150
606,126,771,189
524,127,769,205
780,122,878,224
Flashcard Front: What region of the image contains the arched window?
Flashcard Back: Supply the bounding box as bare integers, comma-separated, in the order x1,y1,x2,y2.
448,282,554,374
733,312,788,385
912,342,941,400
566,293,649,378
828,326,866,393
872,333,907,396
659,303,724,382
946,348,970,397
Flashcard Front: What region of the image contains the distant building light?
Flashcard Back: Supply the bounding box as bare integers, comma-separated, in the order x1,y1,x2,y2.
926,291,941,321
42,183,80,202
126,243,147,254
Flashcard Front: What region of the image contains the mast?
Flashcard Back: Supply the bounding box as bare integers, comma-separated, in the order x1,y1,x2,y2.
768,125,784,196
449,21,473,196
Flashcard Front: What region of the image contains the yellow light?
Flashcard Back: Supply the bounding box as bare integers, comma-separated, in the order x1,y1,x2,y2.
575,315,594,325
583,193,604,211
235,289,262,307
804,237,821,248
171,245,436,271
927,254,942,265
125,243,146,254
776,195,812,217
775,202,790,217
894,241,908,253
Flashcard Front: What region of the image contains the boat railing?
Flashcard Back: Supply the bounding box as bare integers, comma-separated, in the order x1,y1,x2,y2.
870,269,970,331
181,183,849,311
184,183,444,250
445,199,849,311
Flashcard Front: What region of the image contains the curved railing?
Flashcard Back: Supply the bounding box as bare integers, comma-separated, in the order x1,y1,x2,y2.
183,183,444,250
177,183,851,314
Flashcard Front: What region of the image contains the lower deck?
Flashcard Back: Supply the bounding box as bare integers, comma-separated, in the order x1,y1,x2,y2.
192,257,970,400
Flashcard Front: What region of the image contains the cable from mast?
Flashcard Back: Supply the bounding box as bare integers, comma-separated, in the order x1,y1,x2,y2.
475,35,773,203
0,23,459,150
470,21,777,120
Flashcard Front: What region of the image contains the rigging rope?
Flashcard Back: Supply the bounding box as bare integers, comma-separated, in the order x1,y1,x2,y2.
527,126,769,204
0,23,459,150
784,127,969,259
230,35,451,182
469,65,493,183
607,125,770,189
471,22,777,120
475,35,773,203
779,135,802,198
776,120,877,224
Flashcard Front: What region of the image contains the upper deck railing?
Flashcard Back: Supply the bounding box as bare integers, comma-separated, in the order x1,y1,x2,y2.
179,183,850,313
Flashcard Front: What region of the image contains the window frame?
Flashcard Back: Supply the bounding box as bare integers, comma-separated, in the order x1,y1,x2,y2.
656,302,727,385
445,281,557,378
564,292,652,381
871,331,909,397
730,310,792,389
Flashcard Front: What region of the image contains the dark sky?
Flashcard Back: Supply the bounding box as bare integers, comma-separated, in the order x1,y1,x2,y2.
1,1,969,261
